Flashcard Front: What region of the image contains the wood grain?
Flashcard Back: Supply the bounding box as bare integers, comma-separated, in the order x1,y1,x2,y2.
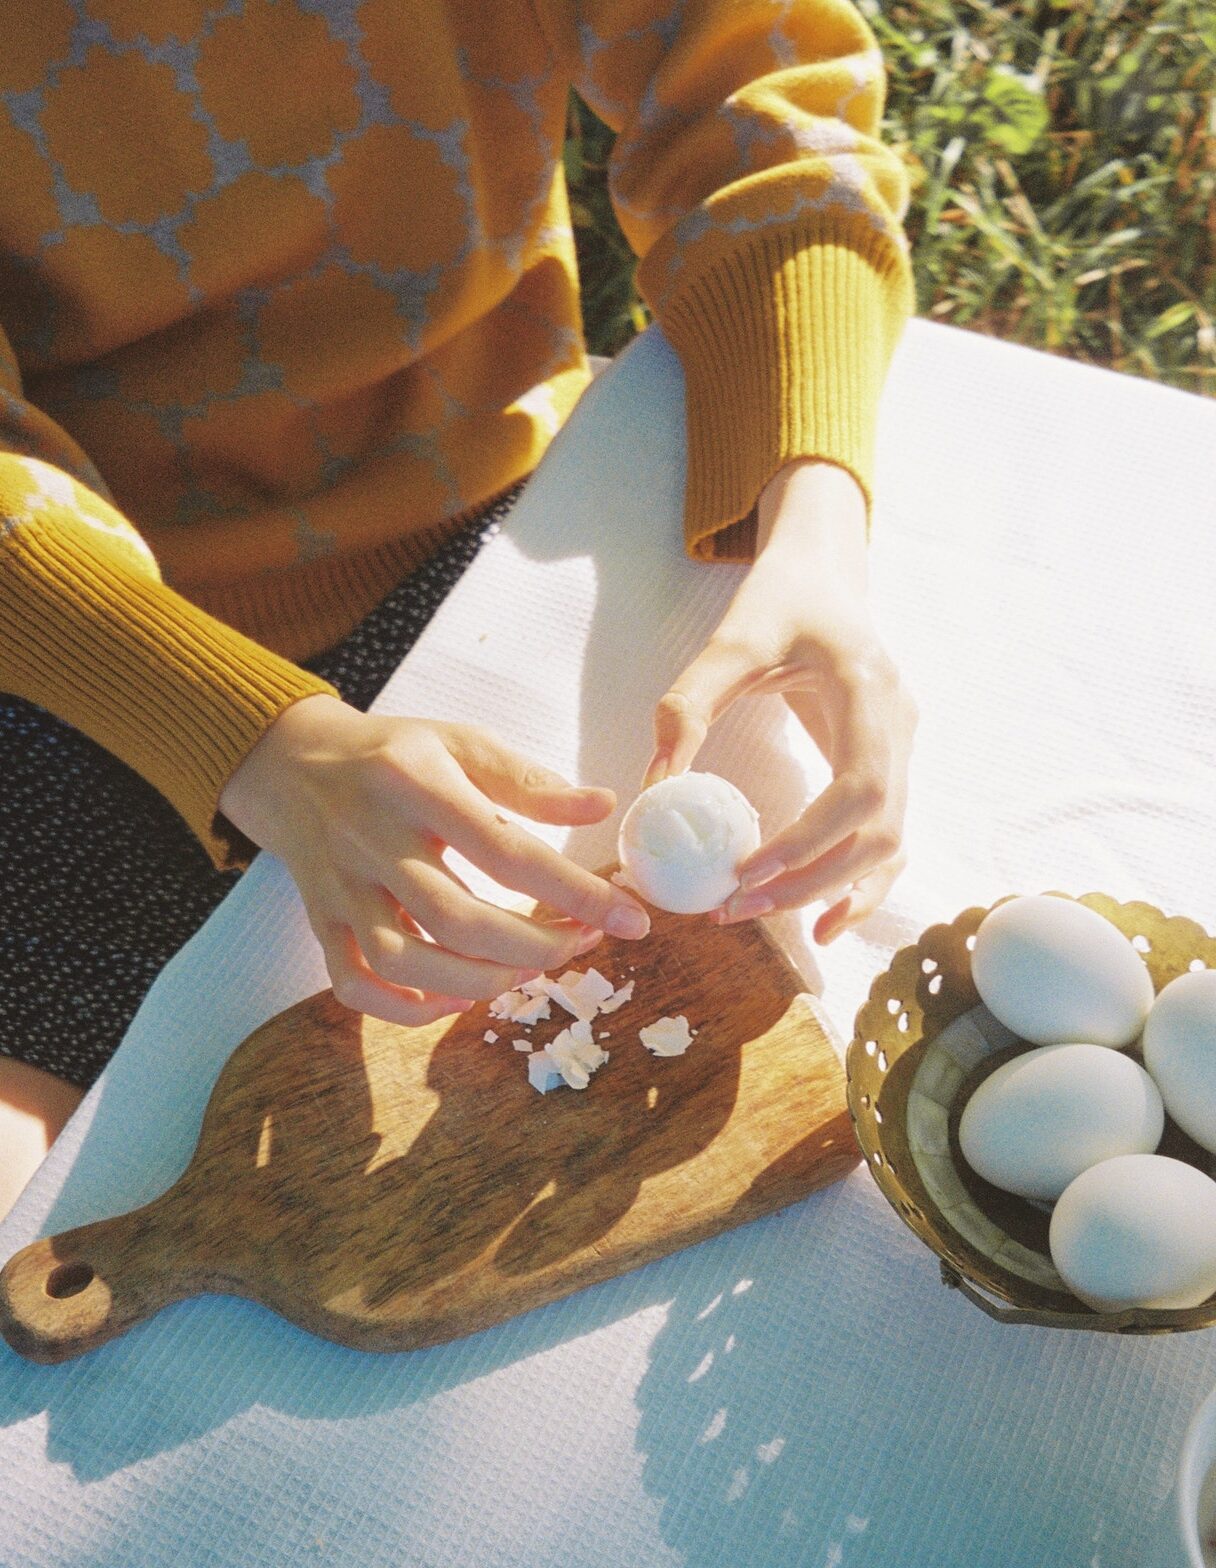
0,904,858,1362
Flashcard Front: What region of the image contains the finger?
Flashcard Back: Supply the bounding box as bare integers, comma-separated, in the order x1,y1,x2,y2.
349,885,544,1000
735,683,902,890
783,684,833,758
808,671,914,809
321,923,475,1028
424,782,651,940
442,727,616,827
645,635,761,786
387,851,605,970
718,829,900,922
812,892,854,945
734,773,884,895
814,853,906,944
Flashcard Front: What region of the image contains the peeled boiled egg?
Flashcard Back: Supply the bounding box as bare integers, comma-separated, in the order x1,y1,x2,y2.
1142,968,1216,1153
1049,1153,1216,1312
617,772,761,915
958,1043,1163,1200
971,895,1154,1048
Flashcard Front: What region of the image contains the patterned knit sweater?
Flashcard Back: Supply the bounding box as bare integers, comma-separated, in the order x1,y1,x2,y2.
0,0,914,869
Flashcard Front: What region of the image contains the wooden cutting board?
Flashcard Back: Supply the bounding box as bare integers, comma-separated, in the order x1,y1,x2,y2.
0,902,859,1363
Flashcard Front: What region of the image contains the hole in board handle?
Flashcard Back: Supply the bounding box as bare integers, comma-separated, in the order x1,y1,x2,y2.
46,1262,95,1299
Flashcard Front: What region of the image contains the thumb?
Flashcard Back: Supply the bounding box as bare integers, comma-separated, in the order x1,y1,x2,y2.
643,635,758,788
446,727,616,826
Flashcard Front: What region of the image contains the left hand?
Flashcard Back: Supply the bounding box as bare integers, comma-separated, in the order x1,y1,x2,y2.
642,458,917,944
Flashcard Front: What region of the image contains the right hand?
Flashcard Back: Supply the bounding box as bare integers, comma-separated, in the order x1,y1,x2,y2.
218,695,651,1025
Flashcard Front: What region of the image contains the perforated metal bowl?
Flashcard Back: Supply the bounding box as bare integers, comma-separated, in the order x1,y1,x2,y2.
846,892,1216,1333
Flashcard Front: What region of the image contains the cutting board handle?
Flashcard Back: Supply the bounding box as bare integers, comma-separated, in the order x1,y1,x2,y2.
0,1199,196,1364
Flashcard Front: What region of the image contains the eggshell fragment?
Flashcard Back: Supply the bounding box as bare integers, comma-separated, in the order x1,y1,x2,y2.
1141,969,1216,1154
639,1016,694,1057
1049,1153,1216,1311
545,968,615,1021
958,1043,1163,1200
618,772,761,915
548,1019,609,1087
970,895,1154,1048
598,980,634,1014
489,987,551,1026
527,1051,564,1094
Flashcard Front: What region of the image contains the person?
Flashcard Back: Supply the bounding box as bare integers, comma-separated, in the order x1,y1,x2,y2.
0,0,917,1214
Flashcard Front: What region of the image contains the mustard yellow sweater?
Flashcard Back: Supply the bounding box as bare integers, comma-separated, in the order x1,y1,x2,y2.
0,0,914,869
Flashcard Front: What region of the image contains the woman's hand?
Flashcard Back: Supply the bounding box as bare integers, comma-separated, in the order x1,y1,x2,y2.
644,458,916,944
219,697,651,1024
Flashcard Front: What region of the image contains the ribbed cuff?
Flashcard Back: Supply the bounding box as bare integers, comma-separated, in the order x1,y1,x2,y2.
0,518,337,871
645,215,914,560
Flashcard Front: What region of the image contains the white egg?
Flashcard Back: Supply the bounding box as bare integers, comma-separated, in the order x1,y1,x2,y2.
971,895,1154,1048
1142,968,1216,1153
617,772,761,915
958,1043,1163,1200
1049,1153,1216,1312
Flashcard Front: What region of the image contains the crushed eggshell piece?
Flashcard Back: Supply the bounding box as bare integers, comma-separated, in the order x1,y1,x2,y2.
547,1018,609,1088
524,975,573,1016
489,987,551,1025
598,979,634,1014
483,1030,498,1044
527,1051,564,1093
526,968,614,1022
564,1019,610,1070
552,1056,589,1090
562,967,616,1006
639,1016,694,1057
503,964,691,1091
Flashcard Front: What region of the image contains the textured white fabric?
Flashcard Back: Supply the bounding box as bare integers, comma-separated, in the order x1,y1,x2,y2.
2,319,1215,1567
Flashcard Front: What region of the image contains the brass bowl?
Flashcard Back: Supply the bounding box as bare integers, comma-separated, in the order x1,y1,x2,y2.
846,892,1216,1333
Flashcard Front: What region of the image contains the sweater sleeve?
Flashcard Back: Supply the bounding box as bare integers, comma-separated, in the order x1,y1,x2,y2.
531,0,916,555
0,329,337,872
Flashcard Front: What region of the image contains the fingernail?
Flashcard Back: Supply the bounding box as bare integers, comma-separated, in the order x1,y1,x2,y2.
727,893,775,920
739,858,785,891
575,926,604,953
606,906,650,940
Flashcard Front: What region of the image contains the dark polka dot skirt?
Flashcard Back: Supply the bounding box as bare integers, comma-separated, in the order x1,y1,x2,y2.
0,482,522,1090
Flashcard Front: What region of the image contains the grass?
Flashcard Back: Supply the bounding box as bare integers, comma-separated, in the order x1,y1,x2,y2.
566,0,1215,395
